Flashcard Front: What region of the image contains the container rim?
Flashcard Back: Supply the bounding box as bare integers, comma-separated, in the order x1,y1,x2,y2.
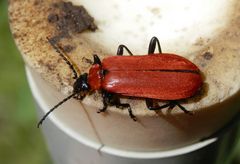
26,66,217,159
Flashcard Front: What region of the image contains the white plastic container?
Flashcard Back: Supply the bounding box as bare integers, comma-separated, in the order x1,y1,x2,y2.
26,66,240,164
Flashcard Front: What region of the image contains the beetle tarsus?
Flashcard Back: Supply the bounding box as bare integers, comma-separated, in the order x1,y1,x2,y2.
97,101,107,113
97,108,107,113
176,103,193,115
128,107,137,121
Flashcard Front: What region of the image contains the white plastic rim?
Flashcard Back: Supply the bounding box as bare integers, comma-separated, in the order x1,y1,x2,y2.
26,66,218,159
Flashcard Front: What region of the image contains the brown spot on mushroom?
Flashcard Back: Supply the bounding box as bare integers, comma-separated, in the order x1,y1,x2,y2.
33,0,43,6
48,13,59,23
203,52,213,60
48,1,98,45
45,63,55,71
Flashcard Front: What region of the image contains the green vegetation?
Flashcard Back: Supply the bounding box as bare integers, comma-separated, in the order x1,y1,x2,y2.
0,0,239,163
0,0,52,163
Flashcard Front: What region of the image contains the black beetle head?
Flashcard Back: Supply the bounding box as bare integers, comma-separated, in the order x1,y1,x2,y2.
73,73,90,96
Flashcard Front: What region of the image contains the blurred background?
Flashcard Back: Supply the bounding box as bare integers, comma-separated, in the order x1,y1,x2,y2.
0,0,240,163
0,0,52,163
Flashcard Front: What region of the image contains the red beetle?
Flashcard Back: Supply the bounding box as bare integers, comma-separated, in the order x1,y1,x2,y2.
38,37,202,127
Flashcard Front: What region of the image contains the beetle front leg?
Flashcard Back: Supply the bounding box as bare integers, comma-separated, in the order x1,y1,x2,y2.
105,92,137,121
115,103,137,121
117,45,133,56
97,90,108,113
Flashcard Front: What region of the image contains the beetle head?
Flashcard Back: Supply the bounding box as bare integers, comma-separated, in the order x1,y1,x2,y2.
73,73,90,98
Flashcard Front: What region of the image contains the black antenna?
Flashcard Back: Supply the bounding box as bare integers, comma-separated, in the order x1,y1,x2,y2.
47,37,79,79
37,92,77,128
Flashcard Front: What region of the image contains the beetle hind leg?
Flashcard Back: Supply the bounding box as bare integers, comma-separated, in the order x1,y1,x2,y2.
175,102,193,115
146,99,193,115
146,99,172,110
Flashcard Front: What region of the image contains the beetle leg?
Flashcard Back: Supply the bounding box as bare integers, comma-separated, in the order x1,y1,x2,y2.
146,99,193,115
168,102,176,109
97,90,108,113
148,36,162,54
97,102,108,113
93,54,102,65
146,98,172,110
174,101,193,115
115,103,137,121
117,45,133,56
97,90,136,121
168,101,193,115
110,94,136,121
